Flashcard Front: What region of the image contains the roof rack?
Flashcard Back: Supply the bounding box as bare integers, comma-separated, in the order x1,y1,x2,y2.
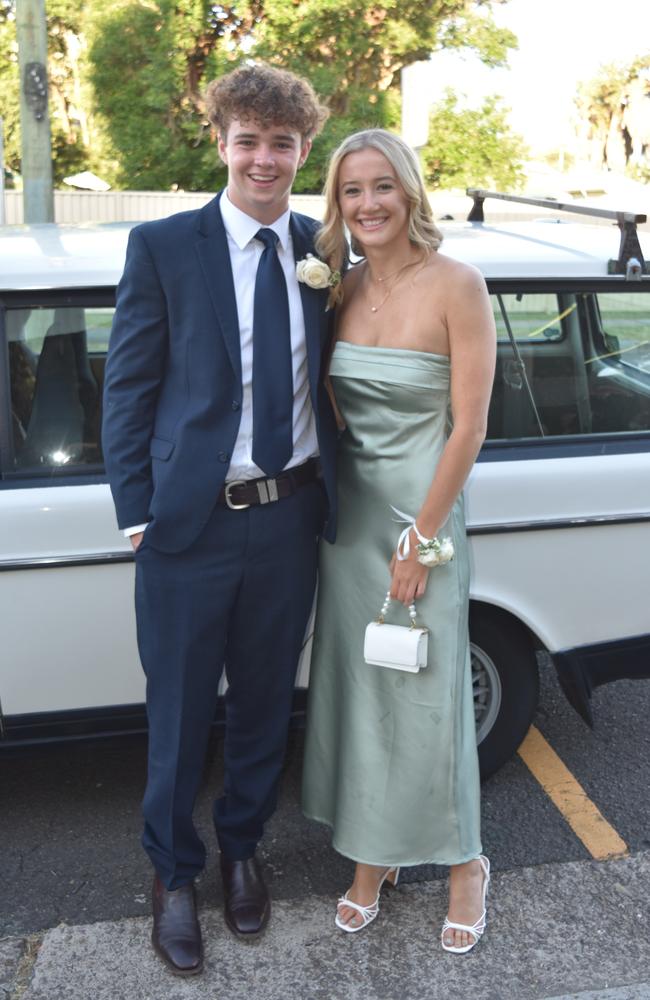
466,188,649,278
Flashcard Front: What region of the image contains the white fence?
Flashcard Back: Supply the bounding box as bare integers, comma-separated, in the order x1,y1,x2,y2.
2,190,326,225
3,188,646,230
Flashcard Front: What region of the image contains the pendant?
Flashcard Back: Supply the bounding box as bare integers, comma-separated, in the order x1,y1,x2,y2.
371,306,377,312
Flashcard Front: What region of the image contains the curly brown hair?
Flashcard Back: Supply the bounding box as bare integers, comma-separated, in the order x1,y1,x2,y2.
205,63,329,141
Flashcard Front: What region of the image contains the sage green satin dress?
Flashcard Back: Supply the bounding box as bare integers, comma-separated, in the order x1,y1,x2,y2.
302,342,482,867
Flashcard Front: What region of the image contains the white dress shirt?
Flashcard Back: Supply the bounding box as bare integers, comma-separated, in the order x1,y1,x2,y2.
124,191,319,537
220,190,319,481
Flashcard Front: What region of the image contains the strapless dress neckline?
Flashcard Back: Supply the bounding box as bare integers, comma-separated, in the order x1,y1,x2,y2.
334,340,450,363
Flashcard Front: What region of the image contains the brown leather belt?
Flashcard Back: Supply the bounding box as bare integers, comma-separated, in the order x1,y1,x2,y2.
217,458,320,509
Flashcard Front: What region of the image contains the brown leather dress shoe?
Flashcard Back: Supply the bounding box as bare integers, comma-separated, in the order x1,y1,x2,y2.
151,875,203,975
220,856,271,938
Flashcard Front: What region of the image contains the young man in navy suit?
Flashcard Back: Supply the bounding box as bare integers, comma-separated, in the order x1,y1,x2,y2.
102,64,337,976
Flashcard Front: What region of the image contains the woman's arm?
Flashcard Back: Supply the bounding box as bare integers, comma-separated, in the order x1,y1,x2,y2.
390,264,496,605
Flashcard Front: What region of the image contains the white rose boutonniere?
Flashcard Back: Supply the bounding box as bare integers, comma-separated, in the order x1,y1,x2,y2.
296,253,341,291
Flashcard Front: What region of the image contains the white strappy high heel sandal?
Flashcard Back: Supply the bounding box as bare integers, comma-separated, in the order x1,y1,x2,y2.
441,855,490,954
335,866,400,933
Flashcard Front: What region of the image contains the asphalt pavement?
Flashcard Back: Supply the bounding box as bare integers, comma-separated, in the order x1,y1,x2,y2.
2,668,650,998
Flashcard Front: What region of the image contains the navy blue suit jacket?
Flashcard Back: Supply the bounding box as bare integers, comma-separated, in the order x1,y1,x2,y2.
102,192,338,553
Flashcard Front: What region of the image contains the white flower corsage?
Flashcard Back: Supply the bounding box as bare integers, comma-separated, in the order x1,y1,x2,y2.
296,253,341,291
391,505,455,567
414,535,455,567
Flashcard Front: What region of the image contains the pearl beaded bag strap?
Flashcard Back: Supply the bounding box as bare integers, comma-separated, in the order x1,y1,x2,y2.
377,590,426,631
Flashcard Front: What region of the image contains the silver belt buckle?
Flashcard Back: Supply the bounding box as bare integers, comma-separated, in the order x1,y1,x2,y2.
256,478,279,504
224,480,250,510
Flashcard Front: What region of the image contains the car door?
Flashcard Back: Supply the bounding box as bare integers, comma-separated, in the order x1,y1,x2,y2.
0,291,145,740
465,280,650,718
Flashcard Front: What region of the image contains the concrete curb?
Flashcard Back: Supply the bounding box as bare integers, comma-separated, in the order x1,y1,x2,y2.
3,854,649,1000
546,989,650,1000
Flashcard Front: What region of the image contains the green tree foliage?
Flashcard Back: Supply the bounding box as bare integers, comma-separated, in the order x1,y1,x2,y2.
46,0,95,181
254,0,517,192
576,61,629,168
0,1,21,183
1,0,520,191
0,0,102,185
87,0,516,191
576,54,650,173
86,0,255,189
422,90,526,191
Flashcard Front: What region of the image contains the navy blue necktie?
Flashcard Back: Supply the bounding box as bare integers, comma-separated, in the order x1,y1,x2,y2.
252,228,293,477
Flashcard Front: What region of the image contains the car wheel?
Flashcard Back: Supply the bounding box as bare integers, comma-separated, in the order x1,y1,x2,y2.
470,607,540,779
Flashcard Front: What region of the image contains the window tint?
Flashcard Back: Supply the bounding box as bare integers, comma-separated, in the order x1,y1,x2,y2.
7,305,111,472
487,289,650,441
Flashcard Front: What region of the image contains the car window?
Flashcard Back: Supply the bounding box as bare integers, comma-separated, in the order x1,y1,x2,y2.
487,288,650,441
596,291,650,375
6,305,111,472
494,293,566,343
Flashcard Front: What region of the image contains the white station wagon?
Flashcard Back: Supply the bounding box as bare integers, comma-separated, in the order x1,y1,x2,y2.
1,190,648,776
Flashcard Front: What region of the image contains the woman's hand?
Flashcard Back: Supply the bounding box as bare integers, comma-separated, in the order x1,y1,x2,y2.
389,529,429,605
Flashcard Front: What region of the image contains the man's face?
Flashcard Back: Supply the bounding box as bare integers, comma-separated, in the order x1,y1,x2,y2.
218,119,311,224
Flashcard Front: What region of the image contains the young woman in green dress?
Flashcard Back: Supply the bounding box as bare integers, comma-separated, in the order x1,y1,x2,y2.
302,130,496,954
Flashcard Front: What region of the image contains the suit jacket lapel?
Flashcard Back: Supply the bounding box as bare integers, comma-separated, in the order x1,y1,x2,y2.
290,213,327,397
194,200,326,390
195,193,242,383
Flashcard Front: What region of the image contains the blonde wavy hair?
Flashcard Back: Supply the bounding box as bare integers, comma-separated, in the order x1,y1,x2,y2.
315,129,443,306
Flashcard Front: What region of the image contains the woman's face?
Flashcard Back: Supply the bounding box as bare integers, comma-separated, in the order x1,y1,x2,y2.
337,147,410,252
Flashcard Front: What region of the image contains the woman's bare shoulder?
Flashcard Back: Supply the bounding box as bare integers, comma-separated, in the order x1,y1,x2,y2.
432,252,485,288
422,255,488,319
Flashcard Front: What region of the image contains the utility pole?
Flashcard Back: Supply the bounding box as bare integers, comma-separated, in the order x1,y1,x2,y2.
16,0,54,223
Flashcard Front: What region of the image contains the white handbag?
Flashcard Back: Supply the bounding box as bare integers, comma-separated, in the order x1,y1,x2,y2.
363,592,429,673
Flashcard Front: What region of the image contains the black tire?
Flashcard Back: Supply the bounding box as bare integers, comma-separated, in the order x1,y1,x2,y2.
469,606,540,779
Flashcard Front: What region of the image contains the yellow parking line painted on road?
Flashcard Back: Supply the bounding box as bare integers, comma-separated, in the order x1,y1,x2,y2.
517,725,628,860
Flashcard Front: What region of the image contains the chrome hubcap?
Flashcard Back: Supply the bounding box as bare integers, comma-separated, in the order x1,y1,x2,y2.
471,642,502,744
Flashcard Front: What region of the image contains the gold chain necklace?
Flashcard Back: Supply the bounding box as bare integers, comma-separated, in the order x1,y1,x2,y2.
366,256,423,313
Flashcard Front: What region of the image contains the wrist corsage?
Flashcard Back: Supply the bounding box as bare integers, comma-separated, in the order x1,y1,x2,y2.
296,253,341,291
414,535,455,567
391,505,455,567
